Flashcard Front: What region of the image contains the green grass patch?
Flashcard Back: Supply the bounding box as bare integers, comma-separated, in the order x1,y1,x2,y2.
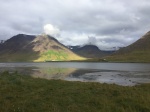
41,50,68,61
106,50,150,62
0,71,150,112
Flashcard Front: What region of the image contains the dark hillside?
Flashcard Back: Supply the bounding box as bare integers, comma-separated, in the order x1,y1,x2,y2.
70,45,114,58
105,31,150,62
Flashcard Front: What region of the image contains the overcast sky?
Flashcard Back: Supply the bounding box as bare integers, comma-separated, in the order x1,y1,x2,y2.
0,0,150,50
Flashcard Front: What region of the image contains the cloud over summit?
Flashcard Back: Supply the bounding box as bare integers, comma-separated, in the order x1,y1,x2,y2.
0,0,150,50
43,24,60,37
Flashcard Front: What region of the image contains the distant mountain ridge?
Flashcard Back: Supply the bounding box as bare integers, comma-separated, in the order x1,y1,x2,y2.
0,34,84,62
69,45,114,58
106,31,150,62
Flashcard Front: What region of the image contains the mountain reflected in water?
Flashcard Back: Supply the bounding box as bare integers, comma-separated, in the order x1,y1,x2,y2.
31,68,76,79
0,62,150,86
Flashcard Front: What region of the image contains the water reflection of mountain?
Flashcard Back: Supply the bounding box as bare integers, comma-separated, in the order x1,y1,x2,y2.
31,68,77,79
1,67,150,86
30,68,100,80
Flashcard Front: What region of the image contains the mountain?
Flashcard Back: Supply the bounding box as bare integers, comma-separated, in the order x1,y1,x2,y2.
105,31,150,62
0,34,84,62
68,45,114,58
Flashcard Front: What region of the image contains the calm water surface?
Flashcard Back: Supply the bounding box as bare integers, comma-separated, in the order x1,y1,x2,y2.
0,62,150,86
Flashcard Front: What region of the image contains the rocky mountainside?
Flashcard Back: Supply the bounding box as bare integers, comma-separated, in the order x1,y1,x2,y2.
69,45,114,58
0,34,84,62
106,31,150,62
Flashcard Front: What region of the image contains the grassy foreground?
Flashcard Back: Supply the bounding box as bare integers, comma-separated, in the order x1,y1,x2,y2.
0,72,150,112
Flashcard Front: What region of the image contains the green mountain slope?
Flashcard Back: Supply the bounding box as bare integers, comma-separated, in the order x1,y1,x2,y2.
105,31,150,62
0,34,84,62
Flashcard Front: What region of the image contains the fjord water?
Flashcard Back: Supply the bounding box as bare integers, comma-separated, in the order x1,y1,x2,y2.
0,62,150,86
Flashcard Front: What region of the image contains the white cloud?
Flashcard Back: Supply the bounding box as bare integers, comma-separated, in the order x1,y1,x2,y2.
43,24,60,37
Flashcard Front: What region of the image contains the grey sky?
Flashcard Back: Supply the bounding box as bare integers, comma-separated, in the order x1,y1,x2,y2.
0,0,150,50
